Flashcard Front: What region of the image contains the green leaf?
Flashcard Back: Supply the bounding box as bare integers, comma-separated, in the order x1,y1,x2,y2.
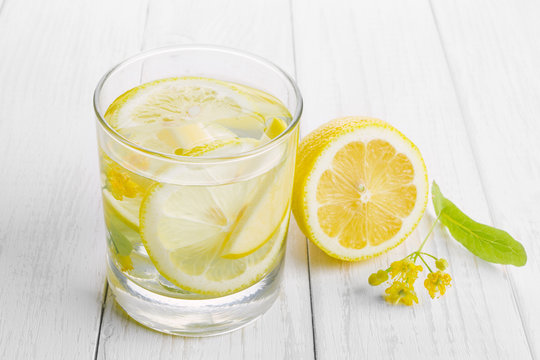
109,226,133,256
432,182,445,216
432,181,527,266
106,215,134,256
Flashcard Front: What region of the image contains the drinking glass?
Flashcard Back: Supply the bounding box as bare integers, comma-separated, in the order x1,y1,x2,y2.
93,45,302,336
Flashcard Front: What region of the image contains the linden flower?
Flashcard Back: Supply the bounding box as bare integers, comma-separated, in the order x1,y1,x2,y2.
424,271,452,299
384,281,419,306
107,167,140,200
389,259,423,285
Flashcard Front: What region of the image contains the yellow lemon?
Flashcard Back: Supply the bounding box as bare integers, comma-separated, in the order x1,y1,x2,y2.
292,117,428,261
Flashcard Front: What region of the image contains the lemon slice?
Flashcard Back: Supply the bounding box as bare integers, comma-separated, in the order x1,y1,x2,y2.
103,189,141,230
220,165,292,258
157,122,237,152
118,121,239,155
292,117,428,261
139,169,288,295
219,203,289,259
103,189,142,272
105,77,254,129
104,77,257,153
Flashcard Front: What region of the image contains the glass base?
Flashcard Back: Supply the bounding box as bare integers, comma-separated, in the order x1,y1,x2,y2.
106,257,284,337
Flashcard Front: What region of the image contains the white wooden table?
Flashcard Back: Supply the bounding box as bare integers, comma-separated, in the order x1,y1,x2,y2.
1,0,539,359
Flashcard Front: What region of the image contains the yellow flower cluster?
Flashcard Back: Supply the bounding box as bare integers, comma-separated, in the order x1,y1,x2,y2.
107,166,140,201
369,255,451,306
369,214,454,306
383,259,422,306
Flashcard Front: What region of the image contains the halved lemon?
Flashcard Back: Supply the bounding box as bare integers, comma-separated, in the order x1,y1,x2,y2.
292,117,428,261
139,166,289,296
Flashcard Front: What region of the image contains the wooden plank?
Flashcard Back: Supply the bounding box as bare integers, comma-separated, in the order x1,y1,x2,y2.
292,0,531,359
96,1,314,359
430,0,540,356
0,0,147,359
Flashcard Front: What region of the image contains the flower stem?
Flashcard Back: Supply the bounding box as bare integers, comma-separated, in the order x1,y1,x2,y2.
418,254,433,273
417,214,441,253
420,252,438,260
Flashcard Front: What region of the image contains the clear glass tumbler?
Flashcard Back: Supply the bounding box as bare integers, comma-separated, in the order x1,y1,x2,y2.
93,46,302,336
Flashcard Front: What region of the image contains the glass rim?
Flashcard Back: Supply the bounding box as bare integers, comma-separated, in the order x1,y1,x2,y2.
93,44,303,163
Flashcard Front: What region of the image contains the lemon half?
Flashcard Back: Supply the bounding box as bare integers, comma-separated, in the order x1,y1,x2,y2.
292,117,428,261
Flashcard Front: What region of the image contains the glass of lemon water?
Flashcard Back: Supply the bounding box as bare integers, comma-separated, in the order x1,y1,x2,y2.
93,46,302,336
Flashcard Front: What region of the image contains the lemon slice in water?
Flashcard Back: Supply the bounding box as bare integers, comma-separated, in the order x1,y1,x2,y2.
106,77,255,129
103,189,140,230
139,167,289,296
104,77,263,154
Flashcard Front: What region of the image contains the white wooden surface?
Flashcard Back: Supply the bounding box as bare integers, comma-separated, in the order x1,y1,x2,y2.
0,0,538,359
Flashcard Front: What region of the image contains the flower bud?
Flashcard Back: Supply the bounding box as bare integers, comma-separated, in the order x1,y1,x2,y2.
368,270,389,286
435,258,449,271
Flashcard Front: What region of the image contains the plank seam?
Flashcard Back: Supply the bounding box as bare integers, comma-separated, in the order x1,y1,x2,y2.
288,0,299,83
93,282,109,360
289,0,316,358
426,1,535,359
305,244,318,360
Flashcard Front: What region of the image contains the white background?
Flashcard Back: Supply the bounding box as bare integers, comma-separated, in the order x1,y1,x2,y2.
1,0,538,359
